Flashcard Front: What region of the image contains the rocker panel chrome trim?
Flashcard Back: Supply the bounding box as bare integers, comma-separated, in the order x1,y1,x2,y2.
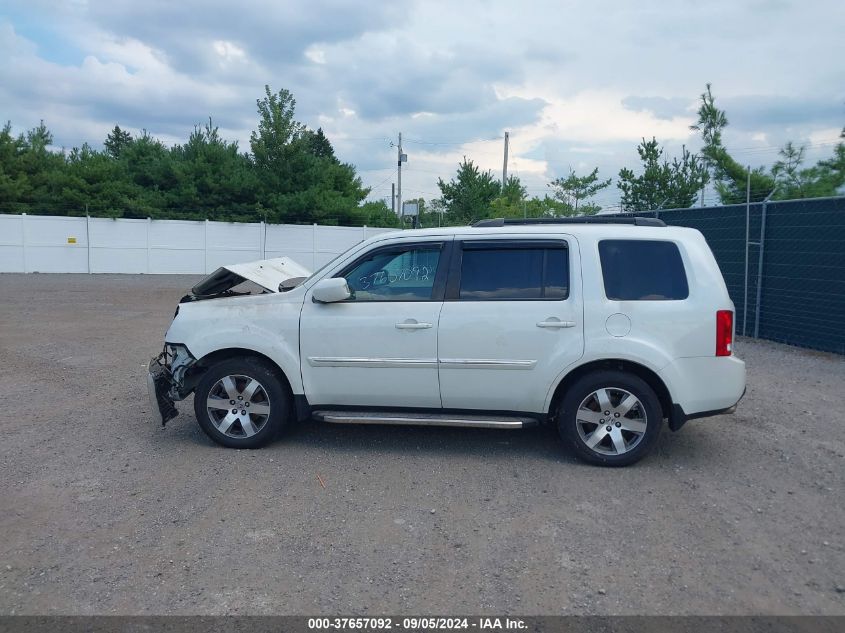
313,411,533,428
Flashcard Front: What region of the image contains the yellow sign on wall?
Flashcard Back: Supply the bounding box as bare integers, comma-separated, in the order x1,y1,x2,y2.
67,237,77,244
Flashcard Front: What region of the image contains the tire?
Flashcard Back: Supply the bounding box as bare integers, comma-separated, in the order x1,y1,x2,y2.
557,370,662,466
193,356,290,449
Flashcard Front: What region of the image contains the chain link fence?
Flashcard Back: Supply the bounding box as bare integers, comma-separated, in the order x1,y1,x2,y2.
619,195,845,355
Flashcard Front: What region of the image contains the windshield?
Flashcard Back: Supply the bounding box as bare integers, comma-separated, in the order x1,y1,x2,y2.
302,251,345,284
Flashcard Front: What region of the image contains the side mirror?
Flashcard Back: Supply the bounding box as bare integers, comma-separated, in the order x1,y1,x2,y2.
312,277,352,303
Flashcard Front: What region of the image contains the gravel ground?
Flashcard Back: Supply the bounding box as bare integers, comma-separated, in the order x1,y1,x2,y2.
0,273,843,615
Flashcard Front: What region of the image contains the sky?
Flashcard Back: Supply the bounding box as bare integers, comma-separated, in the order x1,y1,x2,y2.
1,0,843,210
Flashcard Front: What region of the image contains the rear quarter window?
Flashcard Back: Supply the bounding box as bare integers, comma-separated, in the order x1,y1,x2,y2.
598,239,689,300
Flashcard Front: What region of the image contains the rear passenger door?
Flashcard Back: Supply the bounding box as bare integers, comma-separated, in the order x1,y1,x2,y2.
437,237,584,413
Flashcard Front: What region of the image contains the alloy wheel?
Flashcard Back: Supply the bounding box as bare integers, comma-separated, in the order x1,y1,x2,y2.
575,387,647,456
205,374,271,438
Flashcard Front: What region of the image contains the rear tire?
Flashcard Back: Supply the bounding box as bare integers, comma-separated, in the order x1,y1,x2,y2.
557,370,662,466
193,357,290,449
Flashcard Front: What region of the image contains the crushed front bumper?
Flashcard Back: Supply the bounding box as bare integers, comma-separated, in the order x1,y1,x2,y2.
148,354,179,426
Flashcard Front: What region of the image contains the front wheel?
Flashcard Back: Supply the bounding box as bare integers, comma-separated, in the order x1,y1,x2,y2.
193,357,290,448
558,370,662,466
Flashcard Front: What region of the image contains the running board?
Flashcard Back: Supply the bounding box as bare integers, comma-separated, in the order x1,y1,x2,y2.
312,410,538,429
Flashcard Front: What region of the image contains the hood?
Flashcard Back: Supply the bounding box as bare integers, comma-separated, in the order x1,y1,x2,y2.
188,256,311,300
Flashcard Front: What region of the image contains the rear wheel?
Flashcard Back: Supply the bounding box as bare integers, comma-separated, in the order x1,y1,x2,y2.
558,370,662,466
194,357,290,448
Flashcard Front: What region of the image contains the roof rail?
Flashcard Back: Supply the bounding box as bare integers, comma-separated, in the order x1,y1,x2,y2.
472,216,667,228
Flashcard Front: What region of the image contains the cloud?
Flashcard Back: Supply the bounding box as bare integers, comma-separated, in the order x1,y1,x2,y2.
54,0,410,75
719,95,844,129
622,96,695,121
0,0,843,209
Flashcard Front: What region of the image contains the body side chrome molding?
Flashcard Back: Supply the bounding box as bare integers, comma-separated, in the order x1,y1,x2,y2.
438,358,537,370
308,357,438,369
308,357,538,370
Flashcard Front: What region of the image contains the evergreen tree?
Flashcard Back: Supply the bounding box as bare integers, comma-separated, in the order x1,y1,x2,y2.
617,138,708,211
548,167,610,215
436,158,501,224
104,125,133,159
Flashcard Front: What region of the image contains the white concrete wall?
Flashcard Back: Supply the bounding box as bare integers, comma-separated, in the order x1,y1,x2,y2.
0,214,396,274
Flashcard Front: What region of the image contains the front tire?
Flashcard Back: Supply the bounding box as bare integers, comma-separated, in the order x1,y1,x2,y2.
558,370,662,466
194,357,290,448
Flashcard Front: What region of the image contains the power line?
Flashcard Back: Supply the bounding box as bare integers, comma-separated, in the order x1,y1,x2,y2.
722,138,841,154
329,136,393,143
357,166,395,173
367,168,398,192
403,135,503,146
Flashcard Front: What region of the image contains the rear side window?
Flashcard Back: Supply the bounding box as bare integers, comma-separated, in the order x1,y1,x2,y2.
599,240,688,300
459,245,569,300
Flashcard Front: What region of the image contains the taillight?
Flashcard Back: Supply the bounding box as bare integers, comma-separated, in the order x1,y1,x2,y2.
716,310,733,356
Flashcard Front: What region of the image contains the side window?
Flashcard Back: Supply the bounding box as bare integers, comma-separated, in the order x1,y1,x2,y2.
598,240,689,300
341,245,441,301
458,245,569,300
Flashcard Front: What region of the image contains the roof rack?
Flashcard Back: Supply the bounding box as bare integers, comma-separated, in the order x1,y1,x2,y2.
472,216,667,228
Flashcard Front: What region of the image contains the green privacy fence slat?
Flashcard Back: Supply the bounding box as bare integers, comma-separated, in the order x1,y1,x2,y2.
623,196,845,355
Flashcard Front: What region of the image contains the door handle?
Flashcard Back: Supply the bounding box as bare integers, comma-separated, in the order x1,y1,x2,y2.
537,319,576,329
395,320,433,330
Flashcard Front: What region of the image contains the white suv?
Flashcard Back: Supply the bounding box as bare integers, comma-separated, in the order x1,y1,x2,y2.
148,217,745,466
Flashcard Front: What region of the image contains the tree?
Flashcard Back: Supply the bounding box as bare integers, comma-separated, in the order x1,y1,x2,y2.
356,199,400,227
249,85,368,223
169,119,258,219
771,142,809,198
104,125,133,159
692,84,845,202
689,83,727,149
301,128,336,161
500,175,527,203
14,121,66,211
691,83,776,203
60,142,136,217
487,175,528,218
0,121,30,211
813,127,845,195
436,158,501,224
249,85,304,194
617,138,708,211
548,167,610,215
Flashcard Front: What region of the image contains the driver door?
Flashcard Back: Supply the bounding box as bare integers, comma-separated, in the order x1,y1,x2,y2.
299,238,452,408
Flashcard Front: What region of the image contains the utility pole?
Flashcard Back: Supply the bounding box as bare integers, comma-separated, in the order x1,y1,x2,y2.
391,183,395,215
397,132,406,224
502,131,509,185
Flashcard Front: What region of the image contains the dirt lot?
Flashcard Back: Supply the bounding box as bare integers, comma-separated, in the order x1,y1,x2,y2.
0,273,843,615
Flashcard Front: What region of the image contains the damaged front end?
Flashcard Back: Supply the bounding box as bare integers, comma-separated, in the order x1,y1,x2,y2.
181,256,311,303
147,344,197,426
147,256,310,426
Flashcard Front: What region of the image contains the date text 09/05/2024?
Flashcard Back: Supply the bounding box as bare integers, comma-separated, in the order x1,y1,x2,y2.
307,617,528,630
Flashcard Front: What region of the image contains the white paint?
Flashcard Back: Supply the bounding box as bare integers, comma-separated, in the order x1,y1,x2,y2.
605,313,632,337
437,233,584,412
299,233,447,408
221,256,311,293
0,214,396,274
162,223,746,418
